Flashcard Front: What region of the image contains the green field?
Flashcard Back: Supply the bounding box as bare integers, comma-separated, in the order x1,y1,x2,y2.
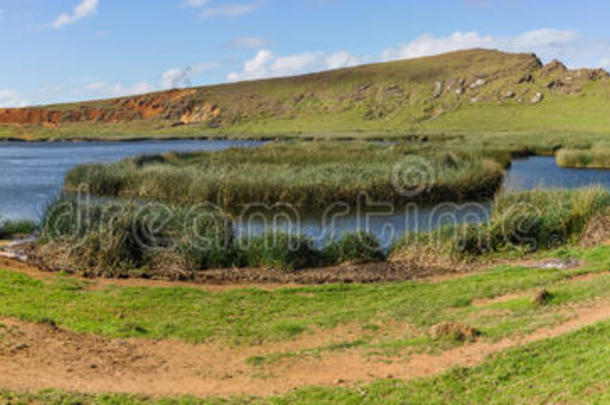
2,242,610,403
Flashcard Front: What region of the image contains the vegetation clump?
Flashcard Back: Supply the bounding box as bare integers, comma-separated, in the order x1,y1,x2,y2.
556,147,610,169
0,218,37,240
532,289,553,306
322,231,385,264
429,322,479,342
64,141,506,209
392,187,610,262
34,196,388,277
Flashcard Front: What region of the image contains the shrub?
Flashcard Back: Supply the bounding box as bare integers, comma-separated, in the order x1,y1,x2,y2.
39,195,235,273
240,232,320,271
323,232,385,264
0,219,38,239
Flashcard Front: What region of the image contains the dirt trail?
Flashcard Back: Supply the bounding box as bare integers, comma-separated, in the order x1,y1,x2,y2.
2,299,610,398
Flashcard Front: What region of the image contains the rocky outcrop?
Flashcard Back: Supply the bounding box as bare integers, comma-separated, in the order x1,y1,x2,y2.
541,59,568,75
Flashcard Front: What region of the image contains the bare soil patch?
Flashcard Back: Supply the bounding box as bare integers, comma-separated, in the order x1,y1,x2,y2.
3,299,610,397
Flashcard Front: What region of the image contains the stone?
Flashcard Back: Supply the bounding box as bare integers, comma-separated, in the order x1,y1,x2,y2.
433,81,443,98
503,91,516,99
530,92,544,104
518,73,534,84
469,78,486,89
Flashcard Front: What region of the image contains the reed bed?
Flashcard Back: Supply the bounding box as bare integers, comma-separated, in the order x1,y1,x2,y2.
556,148,610,169
391,187,610,260
36,196,386,275
0,218,37,240
64,141,507,208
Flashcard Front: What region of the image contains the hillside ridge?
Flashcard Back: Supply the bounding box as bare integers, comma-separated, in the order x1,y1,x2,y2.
1,48,608,139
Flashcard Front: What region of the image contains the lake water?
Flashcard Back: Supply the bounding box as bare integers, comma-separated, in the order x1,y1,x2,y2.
2,141,610,247
504,156,610,191
0,140,262,221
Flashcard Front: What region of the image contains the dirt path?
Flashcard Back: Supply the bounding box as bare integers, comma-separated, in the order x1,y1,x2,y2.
2,299,610,398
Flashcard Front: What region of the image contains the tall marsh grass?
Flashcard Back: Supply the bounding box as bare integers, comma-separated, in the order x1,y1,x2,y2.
65,141,507,208
37,196,387,275
392,187,610,260
0,218,37,239
556,148,610,169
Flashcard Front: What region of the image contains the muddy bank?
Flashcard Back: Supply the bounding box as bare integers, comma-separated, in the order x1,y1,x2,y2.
24,243,454,285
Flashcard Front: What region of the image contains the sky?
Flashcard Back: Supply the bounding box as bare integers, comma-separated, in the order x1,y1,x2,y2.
2,0,610,107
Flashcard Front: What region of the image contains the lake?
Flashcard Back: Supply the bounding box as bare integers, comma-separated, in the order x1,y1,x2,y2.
0,140,262,221
2,141,610,247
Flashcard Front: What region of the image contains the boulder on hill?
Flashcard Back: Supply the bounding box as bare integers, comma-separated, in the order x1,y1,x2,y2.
469,78,487,89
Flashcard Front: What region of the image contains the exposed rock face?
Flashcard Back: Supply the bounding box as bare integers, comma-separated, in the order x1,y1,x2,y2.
541,59,568,75
179,103,221,124
574,68,609,81
0,89,201,125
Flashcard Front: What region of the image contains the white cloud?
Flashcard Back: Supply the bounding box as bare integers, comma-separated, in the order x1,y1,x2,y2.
0,90,29,108
200,3,260,18
227,49,364,81
325,50,363,70
227,29,602,83
380,29,580,63
226,36,272,49
52,0,99,29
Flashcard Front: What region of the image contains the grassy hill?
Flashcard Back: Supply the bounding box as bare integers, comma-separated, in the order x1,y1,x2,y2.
1,48,610,142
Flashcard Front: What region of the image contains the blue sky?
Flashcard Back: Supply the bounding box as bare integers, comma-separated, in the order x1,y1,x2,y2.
1,0,610,107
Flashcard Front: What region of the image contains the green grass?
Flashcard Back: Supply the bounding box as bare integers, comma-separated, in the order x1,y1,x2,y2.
3,245,610,403
64,140,506,208
2,244,610,346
